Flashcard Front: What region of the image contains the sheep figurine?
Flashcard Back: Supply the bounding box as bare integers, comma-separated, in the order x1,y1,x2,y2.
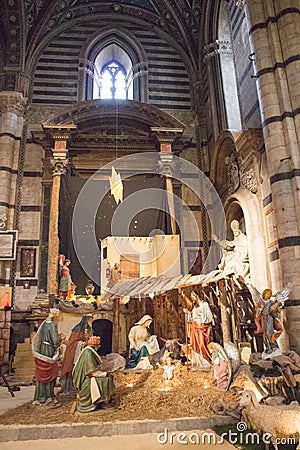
240,390,300,449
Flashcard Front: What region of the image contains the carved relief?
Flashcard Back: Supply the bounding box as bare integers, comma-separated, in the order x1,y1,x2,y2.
27,104,63,123
225,152,240,195
25,0,45,26
239,167,257,193
40,100,183,130
225,152,257,195
47,0,78,29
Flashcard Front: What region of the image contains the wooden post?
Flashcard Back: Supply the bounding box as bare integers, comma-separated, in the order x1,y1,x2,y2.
112,297,120,352
229,277,241,345
217,279,231,344
181,288,192,366
140,294,146,317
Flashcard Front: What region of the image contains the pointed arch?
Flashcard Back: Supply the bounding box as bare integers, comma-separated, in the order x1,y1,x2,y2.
210,130,237,200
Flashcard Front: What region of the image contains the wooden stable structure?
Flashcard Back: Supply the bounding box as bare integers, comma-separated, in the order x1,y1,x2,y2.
24,272,260,356
103,273,261,354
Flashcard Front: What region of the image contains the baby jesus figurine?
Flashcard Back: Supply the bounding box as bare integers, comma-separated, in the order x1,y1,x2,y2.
162,356,175,381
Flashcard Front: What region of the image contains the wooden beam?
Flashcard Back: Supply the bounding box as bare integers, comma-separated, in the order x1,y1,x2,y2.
217,279,231,344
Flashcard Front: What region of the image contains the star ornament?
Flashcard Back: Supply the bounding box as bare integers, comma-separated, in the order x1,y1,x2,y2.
109,166,123,204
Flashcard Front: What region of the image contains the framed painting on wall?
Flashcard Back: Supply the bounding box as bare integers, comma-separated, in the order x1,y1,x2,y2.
20,248,36,277
0,230,18,260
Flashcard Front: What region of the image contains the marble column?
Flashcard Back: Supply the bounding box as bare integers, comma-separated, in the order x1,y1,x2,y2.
0,91,27,287
151,128,183,236
245,0,300,350
43,125,76,296
47,158,68,296
159,146,177,235
202,41,228,136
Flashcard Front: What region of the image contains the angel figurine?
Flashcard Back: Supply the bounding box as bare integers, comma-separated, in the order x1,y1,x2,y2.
249,283,292,354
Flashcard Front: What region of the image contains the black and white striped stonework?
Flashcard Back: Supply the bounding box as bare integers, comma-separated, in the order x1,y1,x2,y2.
32,30,91,105
32,22,191,111
227,2,260,128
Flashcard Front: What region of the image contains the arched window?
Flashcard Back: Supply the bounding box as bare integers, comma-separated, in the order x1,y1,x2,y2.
79,30,148,102
92,45,133,100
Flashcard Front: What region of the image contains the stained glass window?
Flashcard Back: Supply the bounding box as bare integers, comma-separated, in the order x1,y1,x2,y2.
96,60,127,99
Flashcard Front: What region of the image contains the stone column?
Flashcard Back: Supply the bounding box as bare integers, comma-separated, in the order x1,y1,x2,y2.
47,158,68,296
44,125,76,296
244,0,300,350
0,92,27,287
151,128,183,235
159,149,177,235
202,40,232,134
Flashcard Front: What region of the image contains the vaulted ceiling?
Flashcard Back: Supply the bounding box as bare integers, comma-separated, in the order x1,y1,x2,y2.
0,0,219,92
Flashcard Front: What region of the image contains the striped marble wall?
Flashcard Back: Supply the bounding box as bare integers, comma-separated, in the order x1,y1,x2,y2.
228,1,261,129
32,23,191,111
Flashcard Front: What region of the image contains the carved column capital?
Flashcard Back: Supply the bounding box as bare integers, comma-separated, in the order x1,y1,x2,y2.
0,92,27,116
151,127,182,177
158,153,176,177
203,40,232,61
50,158,69,176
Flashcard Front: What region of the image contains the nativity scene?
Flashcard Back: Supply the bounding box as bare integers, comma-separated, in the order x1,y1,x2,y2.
0,0,300,447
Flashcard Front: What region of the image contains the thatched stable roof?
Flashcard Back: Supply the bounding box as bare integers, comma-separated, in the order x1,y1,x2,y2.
102,270,221,302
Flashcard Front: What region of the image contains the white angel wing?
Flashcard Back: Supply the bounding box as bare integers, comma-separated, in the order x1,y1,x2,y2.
275,282,292,305
248,284,262,304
